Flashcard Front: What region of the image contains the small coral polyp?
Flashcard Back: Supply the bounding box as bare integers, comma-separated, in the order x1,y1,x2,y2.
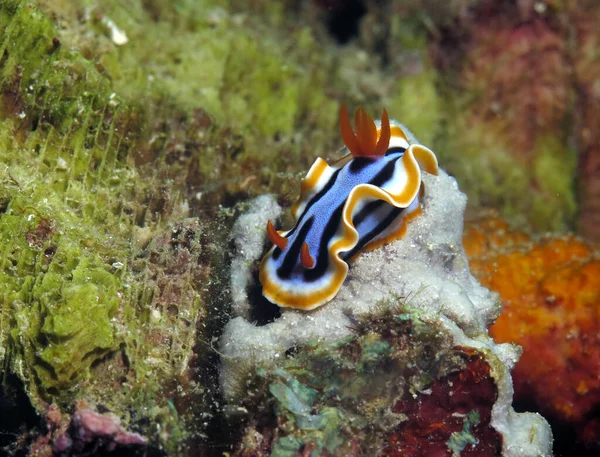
259,106,439,310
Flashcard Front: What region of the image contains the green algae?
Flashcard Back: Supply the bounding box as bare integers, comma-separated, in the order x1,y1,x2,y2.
0,161,129,401
269,371,344,456
271,407,344,457
436,104,577,232
271,435,303,457
388,24,441,148
0,0,211,451
358,333,391,372
269,367,333,434
41,0,342,207
25,259,119,391
532,137,577,231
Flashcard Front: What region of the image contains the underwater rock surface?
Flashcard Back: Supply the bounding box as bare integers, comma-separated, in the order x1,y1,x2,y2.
221,171,552,456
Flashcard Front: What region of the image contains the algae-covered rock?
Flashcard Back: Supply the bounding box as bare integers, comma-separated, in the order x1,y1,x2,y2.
223,320,544,457
0,0,212,452
220,165,552,456
434,11,577,233
231,307,504,457
2,0,596,455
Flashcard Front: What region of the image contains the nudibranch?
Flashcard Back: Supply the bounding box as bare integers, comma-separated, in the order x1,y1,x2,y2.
259,106,439,310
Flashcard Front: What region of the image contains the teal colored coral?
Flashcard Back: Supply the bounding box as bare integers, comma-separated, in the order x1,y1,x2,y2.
446,410,480,456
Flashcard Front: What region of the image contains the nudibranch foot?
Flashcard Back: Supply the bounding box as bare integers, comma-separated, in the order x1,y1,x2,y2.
259,106,439,310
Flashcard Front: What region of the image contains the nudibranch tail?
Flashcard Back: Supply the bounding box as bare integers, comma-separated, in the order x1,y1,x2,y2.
340,105,391,157
266,220,287,250
259,106,440,311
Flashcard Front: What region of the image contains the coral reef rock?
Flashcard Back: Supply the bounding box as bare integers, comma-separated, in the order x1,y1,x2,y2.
221,170,553,456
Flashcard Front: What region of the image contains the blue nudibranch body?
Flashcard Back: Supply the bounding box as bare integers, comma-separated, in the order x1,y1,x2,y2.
259,106,439,310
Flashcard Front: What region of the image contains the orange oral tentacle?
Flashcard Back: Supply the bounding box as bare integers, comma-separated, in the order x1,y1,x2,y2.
266,220,288,250
373,108,391,156
340,104,362,157
300,242,315,269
